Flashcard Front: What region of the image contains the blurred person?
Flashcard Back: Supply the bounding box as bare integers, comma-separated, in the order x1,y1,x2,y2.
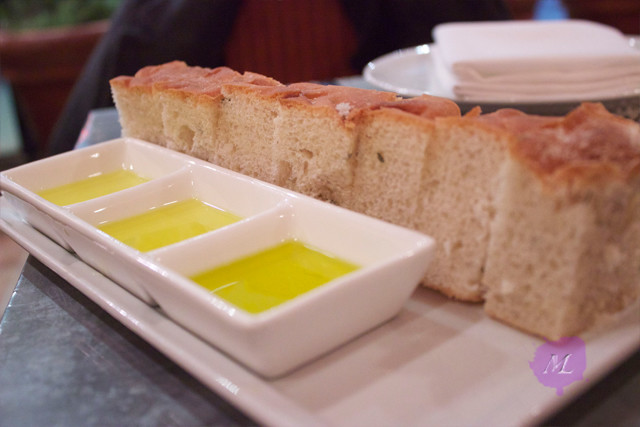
48,0,511,155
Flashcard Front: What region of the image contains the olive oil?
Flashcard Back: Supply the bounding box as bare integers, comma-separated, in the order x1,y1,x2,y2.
38,169,149,206
191,240,359,314
98,198,241,252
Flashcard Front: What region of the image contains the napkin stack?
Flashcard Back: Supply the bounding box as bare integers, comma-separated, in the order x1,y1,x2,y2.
431,20,640,102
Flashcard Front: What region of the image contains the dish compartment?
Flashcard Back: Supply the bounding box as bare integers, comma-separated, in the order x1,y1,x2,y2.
143,197,435,378
1,138,189,201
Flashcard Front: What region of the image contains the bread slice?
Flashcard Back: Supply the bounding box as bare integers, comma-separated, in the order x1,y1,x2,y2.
273,83,398,204
110,61,190,145
214,81,294,181
346,95,460,228
410,109,510,301
482,103,640,339
157,65,244,158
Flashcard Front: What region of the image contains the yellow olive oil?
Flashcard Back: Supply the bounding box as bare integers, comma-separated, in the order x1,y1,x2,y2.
98,198,241,252
191,240,359,314
37,169,149,206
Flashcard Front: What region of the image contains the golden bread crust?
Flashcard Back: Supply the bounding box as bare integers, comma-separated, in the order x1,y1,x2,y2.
372,94,461,119
109,61,281,97
282,83,399,117
514,103,640,184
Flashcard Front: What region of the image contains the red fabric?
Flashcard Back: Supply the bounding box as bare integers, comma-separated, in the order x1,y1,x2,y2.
224,0,358,83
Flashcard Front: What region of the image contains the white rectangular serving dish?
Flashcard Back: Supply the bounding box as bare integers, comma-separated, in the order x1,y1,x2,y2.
0,138,435,377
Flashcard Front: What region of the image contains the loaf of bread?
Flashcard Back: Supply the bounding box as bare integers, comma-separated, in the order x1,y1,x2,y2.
110,62,640,340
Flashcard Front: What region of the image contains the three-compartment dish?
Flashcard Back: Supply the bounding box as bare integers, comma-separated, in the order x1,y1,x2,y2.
0,137,435,377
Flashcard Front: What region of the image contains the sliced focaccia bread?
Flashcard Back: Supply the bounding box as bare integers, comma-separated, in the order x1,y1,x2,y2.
483,103,640,339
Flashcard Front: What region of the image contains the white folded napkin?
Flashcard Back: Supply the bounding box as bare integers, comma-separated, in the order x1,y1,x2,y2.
431,20,640,102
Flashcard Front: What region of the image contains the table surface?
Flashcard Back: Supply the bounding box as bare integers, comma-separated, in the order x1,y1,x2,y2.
1,76,639,426
0,258,255,426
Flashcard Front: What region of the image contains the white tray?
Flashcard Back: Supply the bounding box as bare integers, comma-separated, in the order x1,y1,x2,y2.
2,198,639,426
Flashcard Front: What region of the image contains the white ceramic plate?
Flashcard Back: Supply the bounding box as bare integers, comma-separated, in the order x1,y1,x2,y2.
363,41,640,119
2,199,639,426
